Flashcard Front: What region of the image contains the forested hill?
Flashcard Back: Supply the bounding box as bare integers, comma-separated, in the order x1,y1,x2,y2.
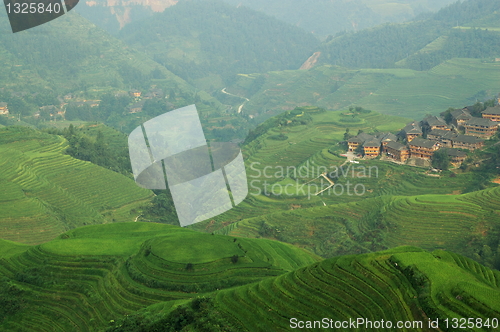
117,0,320,90
316,0,500,70
0,9,213,105
221,0,457,38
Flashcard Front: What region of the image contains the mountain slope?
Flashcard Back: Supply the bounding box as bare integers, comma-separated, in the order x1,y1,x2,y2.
0,126,153,244
225,58,500,121
0,222,320,331
106,246,500,331
0,9,220,108
221,0,458,38
314,0,500,70
117,0,320,90
214,247,500,331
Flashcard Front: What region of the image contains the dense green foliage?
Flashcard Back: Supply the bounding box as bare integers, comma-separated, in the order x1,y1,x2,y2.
319,20,449,68
432,149,450,170
227,58,500,121
118,0,319,89
317,0,500,69
406,28,500,71
107,297,236,332
44,124,133,175
221,0,457,38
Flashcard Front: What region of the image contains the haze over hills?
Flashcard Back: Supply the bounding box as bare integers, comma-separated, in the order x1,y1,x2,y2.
221,0,500,121
76,0,178,34
1,0,500,329
315,0,500,69
76,0,458,38
118,0,320,91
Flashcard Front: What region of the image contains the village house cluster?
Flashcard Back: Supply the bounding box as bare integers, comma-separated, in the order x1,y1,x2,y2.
0,87,166,120
347,105,500,167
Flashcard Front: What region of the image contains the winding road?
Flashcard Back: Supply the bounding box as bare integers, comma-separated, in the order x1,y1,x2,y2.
221,87,249,114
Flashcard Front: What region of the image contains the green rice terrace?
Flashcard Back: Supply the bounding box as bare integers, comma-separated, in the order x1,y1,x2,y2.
212,185,500,259
4,233,497,332
0,222,320,331
213,246,500,332
192,106,497,254
0,126,153,245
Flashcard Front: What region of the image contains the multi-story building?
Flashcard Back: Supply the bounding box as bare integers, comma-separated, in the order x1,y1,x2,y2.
481,106,500,122
347,133,374,152
422,115,449,131
363,139,381,158
427,129,457,148
379,132,397,149
0,102,8,115
400,122,422,142
347,132,397,158
129,89,142,98
449,109,472,128
464,118,498,138
451,135,484,151
408,138,439,160
442,148,467,167
385,141,410,162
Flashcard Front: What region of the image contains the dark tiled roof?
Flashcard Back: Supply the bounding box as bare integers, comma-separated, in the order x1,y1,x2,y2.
428,129,449,137
428,129,457,140
363,139,381,148
465,117,497,127
347,137,364,144
348,133,374,144
452,134,484,144
442,148,467,157
403,122,422,135
482,106,500,115
423,116,446,127
408,138,437,149
378,132,397,142
0,102,7,107
385,141,407,151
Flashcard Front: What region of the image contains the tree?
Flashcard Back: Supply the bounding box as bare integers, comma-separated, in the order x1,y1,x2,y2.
432,149,450,170
343,128,352,141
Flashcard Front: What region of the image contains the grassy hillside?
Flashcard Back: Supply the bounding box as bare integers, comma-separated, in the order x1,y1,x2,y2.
0,222,320,331
0,126,153,245
227,59,500,121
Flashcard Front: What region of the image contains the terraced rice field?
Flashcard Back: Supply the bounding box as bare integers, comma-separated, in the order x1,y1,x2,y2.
0,223,320,331
192,106,480,234
215,247,500,331
215,185,500,258
0,127,153,244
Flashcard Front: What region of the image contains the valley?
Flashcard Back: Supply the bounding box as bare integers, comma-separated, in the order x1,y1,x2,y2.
0,0,500,330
